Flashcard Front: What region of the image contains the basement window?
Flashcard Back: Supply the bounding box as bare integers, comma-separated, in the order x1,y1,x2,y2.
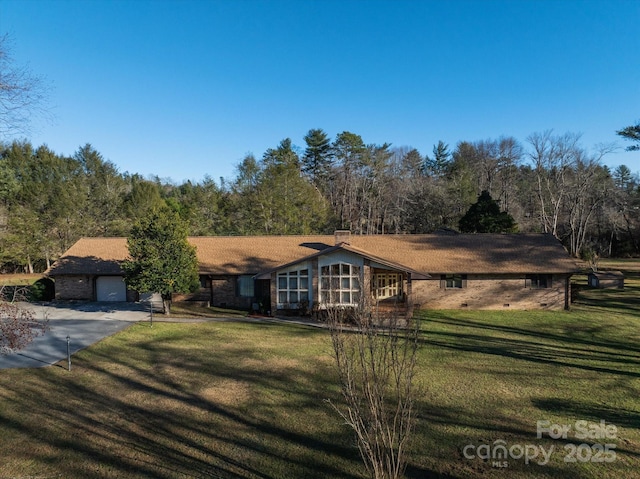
441,274,467,289
525,274,552,289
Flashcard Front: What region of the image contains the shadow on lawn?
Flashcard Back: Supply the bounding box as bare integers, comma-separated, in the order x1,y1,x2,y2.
573,271,640,316
530,398,640,462
532,397,640,430
424,313,640,355
407,402,619,479
0,321,450,479
3,314,637,478
419,315,640,379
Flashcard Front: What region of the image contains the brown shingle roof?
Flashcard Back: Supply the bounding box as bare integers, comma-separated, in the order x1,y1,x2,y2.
47,233,579,276
254,243,431,279
46,237,128,276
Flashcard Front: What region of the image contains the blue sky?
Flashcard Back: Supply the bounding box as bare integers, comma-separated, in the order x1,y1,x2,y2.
1,0,638,183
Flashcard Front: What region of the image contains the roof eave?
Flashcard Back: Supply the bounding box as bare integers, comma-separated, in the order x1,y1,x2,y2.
253,243,431,279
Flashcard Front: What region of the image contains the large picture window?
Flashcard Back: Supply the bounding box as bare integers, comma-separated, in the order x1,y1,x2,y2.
320,263,361,305
277,269,309,307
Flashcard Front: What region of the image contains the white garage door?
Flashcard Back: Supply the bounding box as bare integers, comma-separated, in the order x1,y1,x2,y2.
96,276,127,302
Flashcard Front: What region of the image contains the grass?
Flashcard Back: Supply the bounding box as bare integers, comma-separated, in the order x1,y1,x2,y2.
597,258,640,272
0,273,43,286
168,302,249,319
0,267,639,478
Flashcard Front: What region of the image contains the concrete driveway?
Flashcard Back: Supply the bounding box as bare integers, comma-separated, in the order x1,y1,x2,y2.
0,302,150,369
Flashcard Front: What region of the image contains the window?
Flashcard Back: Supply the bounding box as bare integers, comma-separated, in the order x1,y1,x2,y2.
237,275,255,297
442,274,466,289
373,273,401,299
526,274,551,289
320,263,361,305
277,269,309,307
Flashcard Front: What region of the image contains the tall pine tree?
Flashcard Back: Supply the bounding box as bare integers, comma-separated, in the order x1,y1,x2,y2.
459,190,518,233
302,128,333,185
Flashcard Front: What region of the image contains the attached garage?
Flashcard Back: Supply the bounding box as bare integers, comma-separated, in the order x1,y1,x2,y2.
48,234,580,310
96,276,127,302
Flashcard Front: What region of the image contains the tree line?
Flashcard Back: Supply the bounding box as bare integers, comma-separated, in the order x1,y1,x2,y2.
0,127,639,273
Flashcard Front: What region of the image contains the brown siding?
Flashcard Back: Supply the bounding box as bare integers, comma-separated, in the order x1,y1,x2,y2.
412,274,568,310
54,275,94,300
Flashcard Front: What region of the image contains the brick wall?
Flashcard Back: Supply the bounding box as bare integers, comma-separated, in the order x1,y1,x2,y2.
171,275,251,309
210,276,252,309
412,274,569,310
54,275,94,300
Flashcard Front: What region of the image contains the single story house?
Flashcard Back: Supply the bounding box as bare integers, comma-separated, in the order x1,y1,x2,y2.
46,231,580,313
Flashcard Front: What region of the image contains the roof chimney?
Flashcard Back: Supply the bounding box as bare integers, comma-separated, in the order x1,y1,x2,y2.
334,230,351,245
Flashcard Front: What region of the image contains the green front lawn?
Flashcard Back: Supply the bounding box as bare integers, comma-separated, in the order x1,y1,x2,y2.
0,275,639,478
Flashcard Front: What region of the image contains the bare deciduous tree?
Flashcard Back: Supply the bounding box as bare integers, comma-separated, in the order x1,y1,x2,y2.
527,131,582,237
0,285,47,355
565,146,614,256
326,304,420,479
0,34,51,138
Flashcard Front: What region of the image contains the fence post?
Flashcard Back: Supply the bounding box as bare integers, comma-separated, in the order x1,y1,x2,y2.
66,335,71,371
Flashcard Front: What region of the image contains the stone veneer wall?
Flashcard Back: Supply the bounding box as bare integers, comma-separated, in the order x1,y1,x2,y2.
412,274,569,310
